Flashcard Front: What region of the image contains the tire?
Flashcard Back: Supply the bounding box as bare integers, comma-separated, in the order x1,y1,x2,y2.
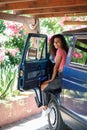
48,94,65,130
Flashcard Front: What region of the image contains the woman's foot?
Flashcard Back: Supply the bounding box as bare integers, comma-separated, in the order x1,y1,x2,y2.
41,106,51,117
42,105,48,110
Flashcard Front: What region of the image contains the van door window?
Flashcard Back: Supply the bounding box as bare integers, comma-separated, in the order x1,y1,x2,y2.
71,37,87,69
26,37,46,61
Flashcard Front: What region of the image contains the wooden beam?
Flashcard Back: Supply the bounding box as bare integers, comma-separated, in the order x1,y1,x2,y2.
0,0,36,4
64,21,87,25
0,12,35,24
0,0,87,19
35,12,87,18
14,5,87,15
0,0,87,11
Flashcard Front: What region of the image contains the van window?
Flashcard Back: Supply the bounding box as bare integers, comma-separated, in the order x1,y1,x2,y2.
71,38,87,68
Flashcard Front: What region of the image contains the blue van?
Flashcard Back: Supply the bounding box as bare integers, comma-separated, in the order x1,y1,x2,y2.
18,28,87,130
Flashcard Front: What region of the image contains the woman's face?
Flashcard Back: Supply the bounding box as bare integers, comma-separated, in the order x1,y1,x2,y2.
53,38,62,49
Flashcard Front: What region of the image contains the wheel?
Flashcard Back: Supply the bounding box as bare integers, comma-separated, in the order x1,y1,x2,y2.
48,94,65,130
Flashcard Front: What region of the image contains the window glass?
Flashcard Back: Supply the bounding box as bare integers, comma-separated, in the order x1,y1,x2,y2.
26,37,46,61
71,38,87,66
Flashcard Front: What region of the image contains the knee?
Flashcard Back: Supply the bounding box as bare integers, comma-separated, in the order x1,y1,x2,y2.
41,83,45,90
41,85,44,90
41,83,48,91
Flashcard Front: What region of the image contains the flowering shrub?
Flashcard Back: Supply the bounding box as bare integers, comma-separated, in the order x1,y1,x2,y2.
0,21,27,66
0,20,27,99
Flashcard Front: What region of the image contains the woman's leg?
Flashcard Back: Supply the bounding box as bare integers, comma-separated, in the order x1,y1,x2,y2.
41,77,62,107
41,89,51,116
41,90,50,110
41,75,62,111
41,82,49,110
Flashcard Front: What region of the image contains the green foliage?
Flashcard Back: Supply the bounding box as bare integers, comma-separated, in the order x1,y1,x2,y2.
0,21,26,99
40,18,63,34
5,35,26,52
6,52,21,65
0,20,6,33
0,64,18,99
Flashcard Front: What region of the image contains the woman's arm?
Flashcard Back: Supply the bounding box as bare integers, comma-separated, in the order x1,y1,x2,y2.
50,55,61,81
41,53,62,88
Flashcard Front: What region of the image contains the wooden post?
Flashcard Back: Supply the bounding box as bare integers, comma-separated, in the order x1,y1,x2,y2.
23,17,40,33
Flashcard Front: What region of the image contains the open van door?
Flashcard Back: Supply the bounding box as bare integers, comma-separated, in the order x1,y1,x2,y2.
18,33,49,91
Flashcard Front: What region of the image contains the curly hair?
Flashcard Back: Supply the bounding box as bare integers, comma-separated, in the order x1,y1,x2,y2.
49,34,68,57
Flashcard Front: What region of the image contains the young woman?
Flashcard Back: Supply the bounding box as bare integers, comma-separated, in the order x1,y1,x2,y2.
41,34,68,116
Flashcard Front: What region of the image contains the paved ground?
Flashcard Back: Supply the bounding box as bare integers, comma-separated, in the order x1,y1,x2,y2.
0,113,50,130
0,112,72,130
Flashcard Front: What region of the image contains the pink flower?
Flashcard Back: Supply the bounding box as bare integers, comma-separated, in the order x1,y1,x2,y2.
0,47,6,63
4,21,24,37
73,51,83,59
7,48,20,57
78,53,83,58
15,48,20,53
